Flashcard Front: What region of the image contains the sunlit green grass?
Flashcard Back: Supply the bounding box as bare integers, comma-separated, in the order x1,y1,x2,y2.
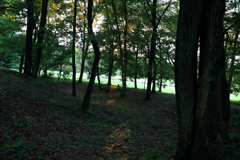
12,69,240,101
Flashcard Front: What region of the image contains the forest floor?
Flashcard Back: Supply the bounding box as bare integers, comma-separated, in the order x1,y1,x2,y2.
0,67,239,160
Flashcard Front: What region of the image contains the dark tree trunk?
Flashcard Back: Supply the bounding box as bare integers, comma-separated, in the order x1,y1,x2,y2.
144,0,171,100
71,0,77,96
111,0,126,97
32,0,48,78
228,29,239,91
81,0,101,111
57,65,62,81
121,0,128,97
175,1,199,158
78,54,86,83
19,52,24,73
134,45,138,89
24,0,34,76
43,69,47,76
158,73,163,92
152,61,157,93
106,49,114,92
144,0,157,100
97,68,102,90
175,0,230,159
78,1,89,84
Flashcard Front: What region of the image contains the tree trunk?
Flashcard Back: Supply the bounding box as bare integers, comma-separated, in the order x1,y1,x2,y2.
32,0,48,78
106,49,114,92
71,0,77,96
78,55,86,83
227,29,239,91
174,1,199,157
144,0,157,100
175,0,230,159
78,2,89,84
134,45,138,89
152,61,157,93
24,0,34,76
19,52,24,73
97,67,102,90
158,73,163,92
111,0,126,97
81,0,101,111
121,0,128,97
57,65,62,81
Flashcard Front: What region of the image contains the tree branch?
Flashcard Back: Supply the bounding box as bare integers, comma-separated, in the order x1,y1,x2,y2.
157,0,172,26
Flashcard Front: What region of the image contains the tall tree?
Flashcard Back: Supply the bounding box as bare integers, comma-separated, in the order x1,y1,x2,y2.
175,0,230,159
121,0,128,97
78,0,90,84
71,0,77,96
81,0,101,111
32,0,49,78
144,0,172,100
24,0,34,76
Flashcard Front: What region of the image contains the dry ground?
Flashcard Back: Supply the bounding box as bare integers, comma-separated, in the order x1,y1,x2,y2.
0,68,239,160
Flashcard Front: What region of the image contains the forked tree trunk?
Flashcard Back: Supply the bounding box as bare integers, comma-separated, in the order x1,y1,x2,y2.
32,0,48,78
175,0,230,159
81,0,101,111
78,1,89,84
144,0,157,100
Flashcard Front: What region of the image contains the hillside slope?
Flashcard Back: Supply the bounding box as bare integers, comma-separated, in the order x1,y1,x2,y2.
0,68,239,160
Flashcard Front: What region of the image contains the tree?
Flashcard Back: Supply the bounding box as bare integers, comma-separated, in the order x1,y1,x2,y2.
78,0,90,84
71,0,77,96
24,0,34,76
175,0,230,159
143,0,172,100
32,0,49,78
224,2,240,96
81,0,101,111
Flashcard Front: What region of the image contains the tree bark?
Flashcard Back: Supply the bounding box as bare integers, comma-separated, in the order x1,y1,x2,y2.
175,0,230,159
175,1,200,158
